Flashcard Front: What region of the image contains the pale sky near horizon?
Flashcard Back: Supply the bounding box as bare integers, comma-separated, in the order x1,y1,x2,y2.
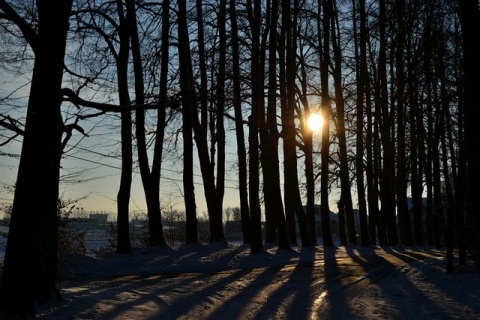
0,125,245,218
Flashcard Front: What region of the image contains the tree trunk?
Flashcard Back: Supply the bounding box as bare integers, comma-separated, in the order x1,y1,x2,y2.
214,0,227,242
378,0,398,246
457,0,480,265
409,67,424,247
432,107,444,248
394,0,414,246
262,0,290,249
116,0,134,254
405,12,424,246
319,0,334,247
281,0,312,247
331,4,358,245
153,0,172,245
0,0,73,314
177,0,198,244
454,66,467,264
229,0,251,244
440,111,454,273
131,2,166,247
353,0,369,246
278,19,297,244
365,35,382,245
297,51,318,245
179,0,226,243
246,0,264,253
195,0,209,130
337,199,348,245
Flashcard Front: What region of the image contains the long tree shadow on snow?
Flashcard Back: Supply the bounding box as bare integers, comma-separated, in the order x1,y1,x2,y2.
340,245,450,318
174,243,320,319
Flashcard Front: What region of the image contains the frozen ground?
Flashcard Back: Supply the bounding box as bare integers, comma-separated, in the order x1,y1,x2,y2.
28,241,480,320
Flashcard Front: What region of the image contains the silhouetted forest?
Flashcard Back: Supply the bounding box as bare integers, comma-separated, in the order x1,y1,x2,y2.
0,0,479,317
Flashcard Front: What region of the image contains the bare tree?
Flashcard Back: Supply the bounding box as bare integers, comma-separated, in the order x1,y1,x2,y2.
281,0,313,247
0,0,74,315
177,0,225,243
246,0,265,253
261,0,290,249
228,0,251,244
457,0,480,265
131,1,167,247
331,0,358,245
177,0,199,244
377,0,398,245
393,0,414,246
352,0,370,246
319,0,334,247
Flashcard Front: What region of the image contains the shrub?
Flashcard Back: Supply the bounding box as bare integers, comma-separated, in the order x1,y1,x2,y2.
57,198,88,256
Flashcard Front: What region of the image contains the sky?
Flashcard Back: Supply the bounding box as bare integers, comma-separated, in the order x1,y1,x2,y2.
0,37,336,220
0,98,328,221
0,68,177,216
0,69,275,218
0,119,258,219
0,58,333,220
0,77,248,218
19,239,480,320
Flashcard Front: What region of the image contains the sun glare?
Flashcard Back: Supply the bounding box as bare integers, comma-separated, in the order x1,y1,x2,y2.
307,113,324,132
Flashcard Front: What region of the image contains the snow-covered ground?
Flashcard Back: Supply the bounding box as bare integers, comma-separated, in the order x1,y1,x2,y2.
32,242,480,320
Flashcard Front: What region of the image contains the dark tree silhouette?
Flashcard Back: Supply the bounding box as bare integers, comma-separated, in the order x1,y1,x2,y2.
393,0,414,246
262,0,290,249
377,0,398,246
229,0,251,244
115,0,134,254
319,0,334,247
178,0,225,243
0,0,74,316
281,0,313,247
177,0,199,244
352,0,370,246
331,1,358,246
131,1,167,247
457,0,480,265
246,0,265,253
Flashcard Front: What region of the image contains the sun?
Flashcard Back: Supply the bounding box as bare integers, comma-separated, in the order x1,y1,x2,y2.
307,113,324,131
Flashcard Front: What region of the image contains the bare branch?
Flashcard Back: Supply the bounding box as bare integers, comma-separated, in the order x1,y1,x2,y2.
0,114,24,135
61,88,179,112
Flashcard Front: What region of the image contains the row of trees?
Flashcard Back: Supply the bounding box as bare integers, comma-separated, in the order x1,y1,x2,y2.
0,0,479,316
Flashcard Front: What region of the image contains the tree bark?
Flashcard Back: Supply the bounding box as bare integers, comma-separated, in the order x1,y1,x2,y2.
177,0,199,244
378,0,398,246
393,0,414,246
353,0,369,246
264,0,290,249
331,3,358,245
0,0,73,314
319,0,334,247
214,0,227,241
457,0,480,264
116,0,134,254
131,1,166,247
229,0,251,244
246,0,264,253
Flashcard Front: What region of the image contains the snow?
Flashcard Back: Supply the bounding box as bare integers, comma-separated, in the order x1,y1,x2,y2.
29,241,480,320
